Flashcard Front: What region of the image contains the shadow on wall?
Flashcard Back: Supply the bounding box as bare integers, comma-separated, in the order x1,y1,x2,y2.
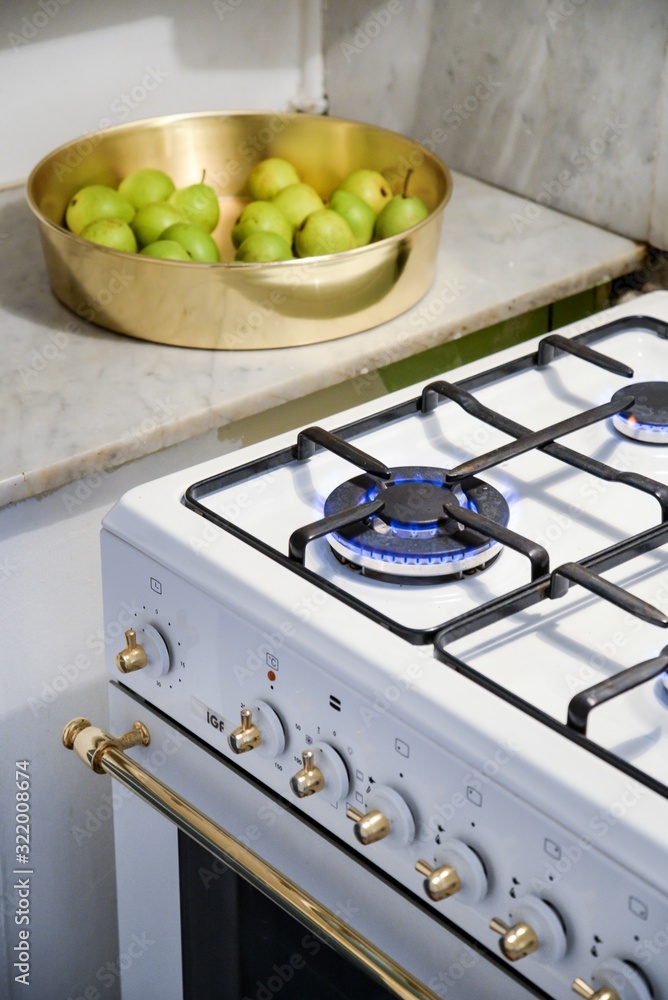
0,0,300,67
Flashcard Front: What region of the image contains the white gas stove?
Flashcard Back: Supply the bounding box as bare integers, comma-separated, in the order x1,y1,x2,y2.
100,292,668,1000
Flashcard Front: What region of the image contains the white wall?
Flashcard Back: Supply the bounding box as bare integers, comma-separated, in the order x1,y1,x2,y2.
0,0,323,185
0,429,227,999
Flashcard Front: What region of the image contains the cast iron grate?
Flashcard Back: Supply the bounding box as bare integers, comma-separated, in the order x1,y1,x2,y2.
184,315,668,798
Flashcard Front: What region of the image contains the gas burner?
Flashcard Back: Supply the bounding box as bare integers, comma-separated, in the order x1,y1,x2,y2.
323,466,509,583
612,382,668,443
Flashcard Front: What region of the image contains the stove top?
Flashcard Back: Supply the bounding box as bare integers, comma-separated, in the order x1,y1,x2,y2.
101,292,668,1000
181,306,668,798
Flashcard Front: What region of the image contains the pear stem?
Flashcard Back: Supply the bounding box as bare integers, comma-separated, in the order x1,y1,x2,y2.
402,169,414,198
200,169,206,184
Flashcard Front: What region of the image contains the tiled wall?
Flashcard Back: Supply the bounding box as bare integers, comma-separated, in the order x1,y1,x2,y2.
324,0,668,249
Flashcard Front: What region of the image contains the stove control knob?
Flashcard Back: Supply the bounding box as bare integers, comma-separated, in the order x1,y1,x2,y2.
584,958,653,1000
251,702,286,759
115,624,169,678
572,979,620,1000
346,806,390,845
228,709,262,754
490,895,567,964
489,917,539,962
116,629,148,674
415,859,461,901
290,742,350,802
416,840,488,904
346,786,415,847
291,751,325,798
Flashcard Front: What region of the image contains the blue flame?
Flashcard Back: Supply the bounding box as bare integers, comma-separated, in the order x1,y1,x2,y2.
617,414,668,434
335,482,488,566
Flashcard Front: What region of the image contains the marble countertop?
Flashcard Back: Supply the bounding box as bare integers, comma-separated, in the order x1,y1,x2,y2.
0,171,645,509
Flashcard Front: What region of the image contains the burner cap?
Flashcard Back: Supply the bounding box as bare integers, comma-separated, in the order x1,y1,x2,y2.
323,466,509,583
612,382,668,443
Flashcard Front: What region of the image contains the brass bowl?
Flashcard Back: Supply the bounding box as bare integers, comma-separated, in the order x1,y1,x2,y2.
26,111,452,350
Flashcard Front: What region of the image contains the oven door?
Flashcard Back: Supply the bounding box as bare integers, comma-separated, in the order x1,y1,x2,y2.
105,682,542,1000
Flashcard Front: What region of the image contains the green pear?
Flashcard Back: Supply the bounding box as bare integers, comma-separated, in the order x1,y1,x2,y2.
160,223,220,262
169,181,220,233
118,168,175,209
247,157,300,200
235,232,294,262
294,209,355,258
231,201,292,248
131,203,186,248
139,240,192,260
373,170,429,240
328,189,375,248
79,218,138,253
271,183,324,229
334,169,392,215
65,185,135,235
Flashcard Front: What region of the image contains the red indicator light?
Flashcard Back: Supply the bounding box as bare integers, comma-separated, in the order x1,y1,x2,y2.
267,670,276,681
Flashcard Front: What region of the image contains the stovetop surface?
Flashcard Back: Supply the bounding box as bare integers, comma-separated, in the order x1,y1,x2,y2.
183,313,668,792
198,326,667,628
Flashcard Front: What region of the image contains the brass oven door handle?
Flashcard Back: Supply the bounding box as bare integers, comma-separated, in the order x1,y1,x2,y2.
62,718,439,1000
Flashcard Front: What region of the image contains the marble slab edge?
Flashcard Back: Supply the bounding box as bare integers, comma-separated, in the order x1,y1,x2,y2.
1,170,647,511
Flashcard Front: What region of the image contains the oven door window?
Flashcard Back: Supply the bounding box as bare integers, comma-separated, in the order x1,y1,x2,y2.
179,832,394,999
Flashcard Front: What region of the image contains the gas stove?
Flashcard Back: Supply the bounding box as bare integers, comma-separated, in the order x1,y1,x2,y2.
101,292,668,1000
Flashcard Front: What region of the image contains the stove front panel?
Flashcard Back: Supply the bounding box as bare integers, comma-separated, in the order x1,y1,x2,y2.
102,529,668,1000
109,684,536,1000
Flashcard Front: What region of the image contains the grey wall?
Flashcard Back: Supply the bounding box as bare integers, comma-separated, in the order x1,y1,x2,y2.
324,0,668,248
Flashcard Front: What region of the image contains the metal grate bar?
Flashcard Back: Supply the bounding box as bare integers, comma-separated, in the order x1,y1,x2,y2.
536,333,634,376
549,561,668,626
295,426,391,479
421,380,668,518
442,495,549,581
289,499,385,564
567,649,668,735
446,398,632,482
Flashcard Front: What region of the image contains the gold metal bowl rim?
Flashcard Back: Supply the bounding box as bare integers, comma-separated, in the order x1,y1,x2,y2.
26,108,453,269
